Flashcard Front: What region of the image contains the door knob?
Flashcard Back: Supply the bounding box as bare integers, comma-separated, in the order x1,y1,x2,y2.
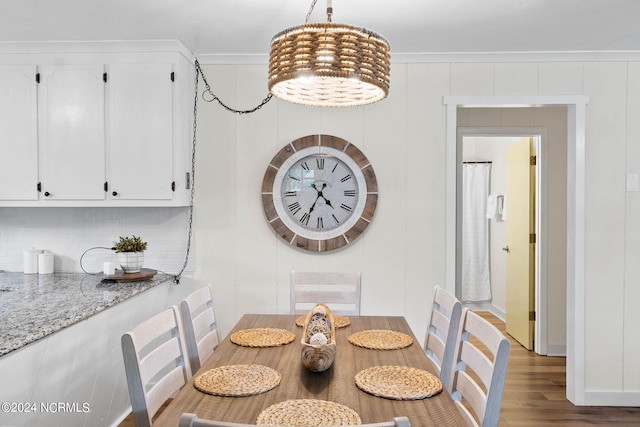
502,245,510,253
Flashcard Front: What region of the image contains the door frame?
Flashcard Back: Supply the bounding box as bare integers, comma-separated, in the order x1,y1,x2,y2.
443,95,589,405
458,129,546,354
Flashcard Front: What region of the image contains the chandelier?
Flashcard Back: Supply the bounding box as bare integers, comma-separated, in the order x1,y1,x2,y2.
268,0,390,107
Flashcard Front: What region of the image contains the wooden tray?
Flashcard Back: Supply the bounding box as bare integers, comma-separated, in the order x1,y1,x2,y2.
102,268,157,282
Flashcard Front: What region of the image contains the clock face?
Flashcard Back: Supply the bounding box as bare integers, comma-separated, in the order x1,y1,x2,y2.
262,135,377,252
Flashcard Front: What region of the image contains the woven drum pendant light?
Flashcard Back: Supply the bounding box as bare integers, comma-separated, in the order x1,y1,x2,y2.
268,0,390,107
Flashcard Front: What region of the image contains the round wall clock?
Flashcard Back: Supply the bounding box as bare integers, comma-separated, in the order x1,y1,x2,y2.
261,135,378,252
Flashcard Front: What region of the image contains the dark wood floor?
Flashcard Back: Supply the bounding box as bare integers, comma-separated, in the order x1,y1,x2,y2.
119,312,640,426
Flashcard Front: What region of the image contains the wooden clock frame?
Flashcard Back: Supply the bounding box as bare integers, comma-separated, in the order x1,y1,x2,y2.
261,134,378,252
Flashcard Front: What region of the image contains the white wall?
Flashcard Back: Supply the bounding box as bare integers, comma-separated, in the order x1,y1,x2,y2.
193,60,640,404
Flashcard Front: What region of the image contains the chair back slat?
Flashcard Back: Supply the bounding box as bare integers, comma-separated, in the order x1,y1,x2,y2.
179,413,410,427
290,271,361,316
450,309,510,427
180,284,221,374
121,306,191,427
424,285,462,391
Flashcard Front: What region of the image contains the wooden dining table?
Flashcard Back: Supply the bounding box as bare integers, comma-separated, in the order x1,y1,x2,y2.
153,314,466,426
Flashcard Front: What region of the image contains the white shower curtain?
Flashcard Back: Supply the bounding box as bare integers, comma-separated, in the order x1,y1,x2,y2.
461,163,492,302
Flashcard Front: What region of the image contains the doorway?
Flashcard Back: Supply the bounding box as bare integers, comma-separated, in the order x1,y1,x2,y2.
460,133,542,352
443,95,589,404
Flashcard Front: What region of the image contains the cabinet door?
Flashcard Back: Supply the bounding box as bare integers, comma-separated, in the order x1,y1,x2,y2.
107,63,173,200
0,66,38,200
38,65,106,200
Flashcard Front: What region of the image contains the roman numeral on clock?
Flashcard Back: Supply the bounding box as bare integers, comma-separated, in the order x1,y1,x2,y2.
340,204,353,212
340,174,352,182
284,191,297,197
300,212,310,226
317,217,324,229
300,162,310,171
344,189,356,197
288,202,301,215
316,158,324,170
332,214,340,224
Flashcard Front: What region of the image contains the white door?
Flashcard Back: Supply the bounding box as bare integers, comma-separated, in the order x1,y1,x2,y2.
107,63,173,200
0,66,38,200
38,64,106,200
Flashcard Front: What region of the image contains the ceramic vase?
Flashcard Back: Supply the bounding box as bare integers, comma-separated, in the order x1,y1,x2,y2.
118,251,144,273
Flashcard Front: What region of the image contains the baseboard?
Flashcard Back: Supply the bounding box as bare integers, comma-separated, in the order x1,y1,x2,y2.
461,302,506,322
583,391,640,407
546,344,567,357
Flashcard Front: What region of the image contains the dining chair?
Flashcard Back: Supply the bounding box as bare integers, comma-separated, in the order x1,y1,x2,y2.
424,285,462,391
178,413,411,427
180,284,221,374
450,309,511,427
290,271,361,316
122,305,192,427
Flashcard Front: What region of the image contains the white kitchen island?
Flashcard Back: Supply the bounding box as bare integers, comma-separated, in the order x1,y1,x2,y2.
0,271,192,427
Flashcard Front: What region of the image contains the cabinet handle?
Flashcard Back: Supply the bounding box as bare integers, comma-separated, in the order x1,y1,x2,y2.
112,191,118,196
44,192,50,197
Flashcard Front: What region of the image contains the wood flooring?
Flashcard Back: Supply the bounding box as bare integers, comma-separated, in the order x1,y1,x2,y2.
118,312,640,426
478,312,640,426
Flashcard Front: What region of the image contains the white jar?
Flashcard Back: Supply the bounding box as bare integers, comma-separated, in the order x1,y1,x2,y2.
38,251,54,274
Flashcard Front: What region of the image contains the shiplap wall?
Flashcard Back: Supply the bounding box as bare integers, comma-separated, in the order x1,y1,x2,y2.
193,60,640,404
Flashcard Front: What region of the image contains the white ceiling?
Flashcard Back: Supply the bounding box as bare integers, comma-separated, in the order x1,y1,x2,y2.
2,0,640,56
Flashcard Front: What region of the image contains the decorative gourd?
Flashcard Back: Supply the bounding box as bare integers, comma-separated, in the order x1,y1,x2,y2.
301,303,336,372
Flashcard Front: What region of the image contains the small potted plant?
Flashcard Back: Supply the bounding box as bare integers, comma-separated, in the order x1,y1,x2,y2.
114,235,148,273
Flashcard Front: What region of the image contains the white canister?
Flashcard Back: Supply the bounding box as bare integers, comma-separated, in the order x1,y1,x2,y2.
23,249,40,274
103,261,117,276
38,251,54,275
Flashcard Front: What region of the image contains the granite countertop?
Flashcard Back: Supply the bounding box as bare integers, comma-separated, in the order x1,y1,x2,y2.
0,271,173,357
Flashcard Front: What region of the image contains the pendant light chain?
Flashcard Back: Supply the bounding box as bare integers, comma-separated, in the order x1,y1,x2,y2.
305,0,319,22
194,59,272,115
172,60,200,285
305,0,331,23
173,59,271,284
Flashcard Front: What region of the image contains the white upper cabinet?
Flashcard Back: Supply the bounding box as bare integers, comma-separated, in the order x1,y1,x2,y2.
107,63,174,201
0,66,38,200
0,42,193,207
38,64,106,200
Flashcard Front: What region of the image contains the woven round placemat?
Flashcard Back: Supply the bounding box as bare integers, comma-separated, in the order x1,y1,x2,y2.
194,364,281,397
296,315,351,329
347,330,413,350
256,399,361,426
230,328,296,347
355,365,443,400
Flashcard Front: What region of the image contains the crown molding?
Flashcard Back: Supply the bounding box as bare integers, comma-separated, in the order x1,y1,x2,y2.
0,40,194,60
196,50,640,65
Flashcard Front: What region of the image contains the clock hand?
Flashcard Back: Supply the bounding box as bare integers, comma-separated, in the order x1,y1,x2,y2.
308,196,319,213
307,183,334,215
315,183,335,209
307,184,322,213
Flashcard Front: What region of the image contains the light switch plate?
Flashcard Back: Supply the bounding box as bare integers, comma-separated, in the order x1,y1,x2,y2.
627,173,639,192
